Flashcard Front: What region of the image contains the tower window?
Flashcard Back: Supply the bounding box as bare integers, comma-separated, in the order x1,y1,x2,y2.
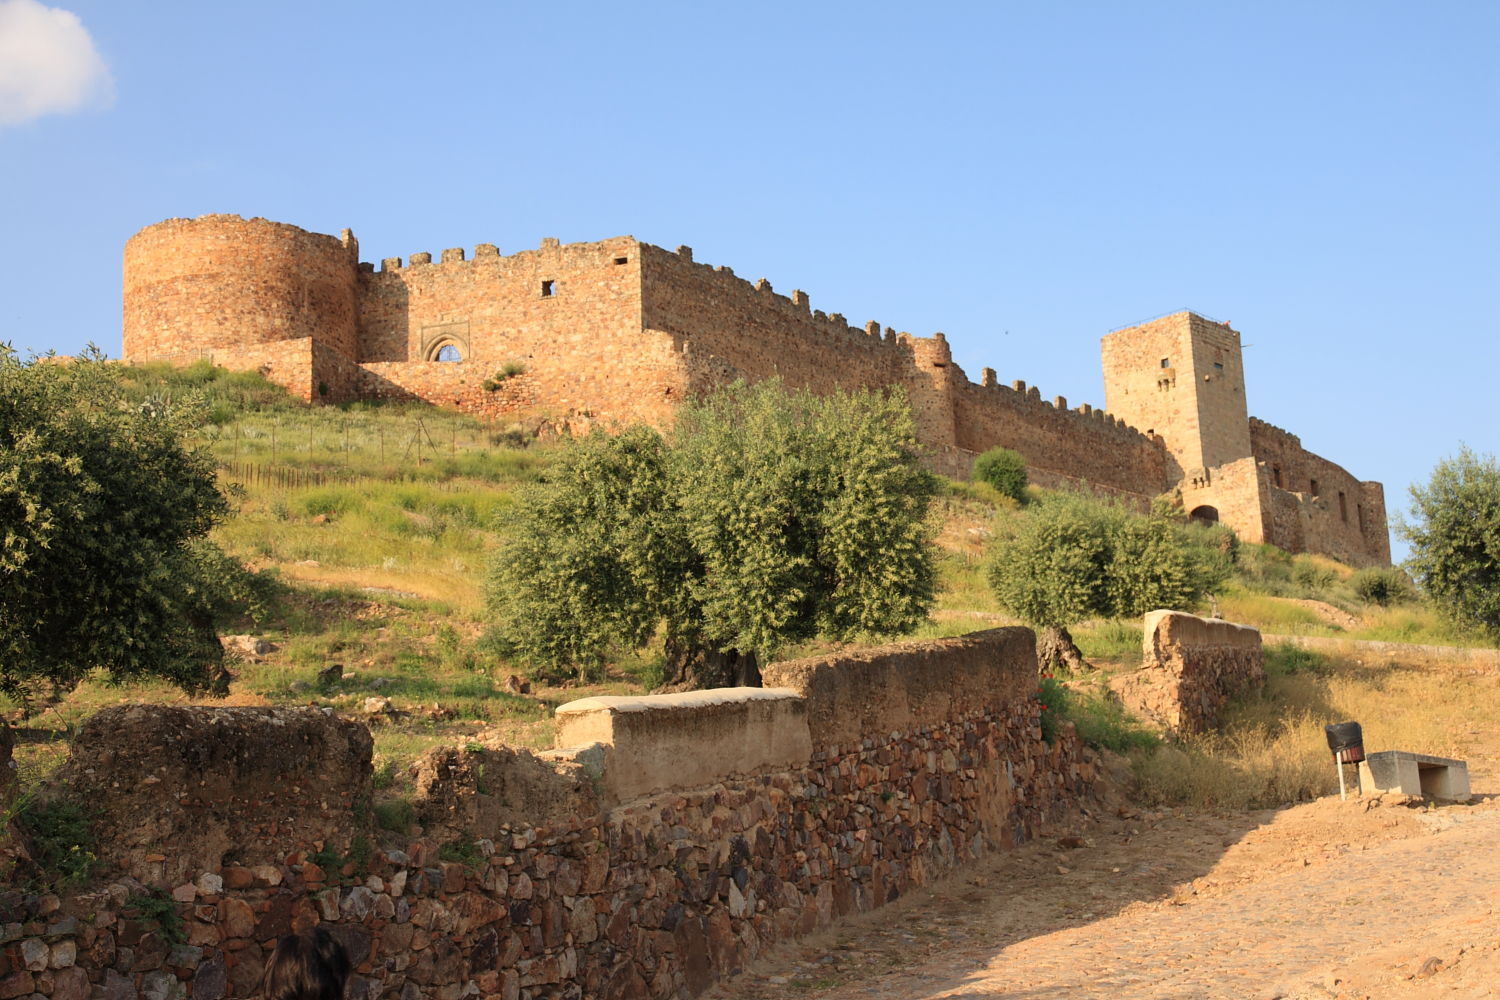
1339,491,1348,521
1310,478,1320,498
541,280,555,297
1160,357,1170,368
1214,362,1224,370
434,343,462,363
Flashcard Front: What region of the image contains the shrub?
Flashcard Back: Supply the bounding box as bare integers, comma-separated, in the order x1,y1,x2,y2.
1351,566,1415,607
973,447,1028,502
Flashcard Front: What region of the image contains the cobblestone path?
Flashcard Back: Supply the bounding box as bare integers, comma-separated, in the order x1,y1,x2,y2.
712,804,1500,1000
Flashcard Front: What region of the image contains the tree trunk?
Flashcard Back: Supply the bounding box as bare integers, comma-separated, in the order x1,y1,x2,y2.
659,638,761,692
1036,625,1089,676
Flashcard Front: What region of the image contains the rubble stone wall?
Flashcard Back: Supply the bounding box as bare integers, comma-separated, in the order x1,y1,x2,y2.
7,631,1098,1000
1113,611,1265,736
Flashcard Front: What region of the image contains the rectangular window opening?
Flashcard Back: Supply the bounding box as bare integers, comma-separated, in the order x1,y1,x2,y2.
1214,361,1224,370
541,280,555,297
613,257,628,265
1339,492,1348,521
1310,478,1320,498
1160,357,1170,368
1273,465,1283,488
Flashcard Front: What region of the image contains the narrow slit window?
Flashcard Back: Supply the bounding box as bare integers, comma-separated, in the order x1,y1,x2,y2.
541,280,555,297
1310,478,1320,498
613,257,628,265
1273,465,1283,488
1339,492,1348,521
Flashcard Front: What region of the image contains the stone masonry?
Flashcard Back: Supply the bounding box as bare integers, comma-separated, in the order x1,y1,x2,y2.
3,630,1096,1000
1110,610,1267,736
122,215,1389,565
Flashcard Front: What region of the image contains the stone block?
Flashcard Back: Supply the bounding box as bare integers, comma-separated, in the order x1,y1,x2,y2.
1359,751,1471,802
554,689,811,805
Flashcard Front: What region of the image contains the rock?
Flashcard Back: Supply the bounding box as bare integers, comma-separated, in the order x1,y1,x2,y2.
250,864,282,887
1414,956,1444,979
47,941,75,969
194,874,222,897
191,953,225,1000
141,969,182,1000
19,940,47,972
219,898,256,940
221,866,253,890
0,972,33,1000
504,674,530,695
221,636,275,657
99,969,136,1000
318,665,343,686
340,886,375,921
49,967,87,1000
364,697,393,715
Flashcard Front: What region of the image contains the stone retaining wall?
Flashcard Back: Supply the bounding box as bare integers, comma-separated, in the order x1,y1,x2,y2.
1111,611,1265,735
3,630,1097,1000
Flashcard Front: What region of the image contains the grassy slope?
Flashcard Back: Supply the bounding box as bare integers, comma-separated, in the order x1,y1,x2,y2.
6,362,1494,820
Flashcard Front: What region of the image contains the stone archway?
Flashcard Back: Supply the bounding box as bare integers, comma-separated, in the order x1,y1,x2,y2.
1188,504,1220,525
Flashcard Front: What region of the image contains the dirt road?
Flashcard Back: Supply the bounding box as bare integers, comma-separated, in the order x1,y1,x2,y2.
709,793,1500,1000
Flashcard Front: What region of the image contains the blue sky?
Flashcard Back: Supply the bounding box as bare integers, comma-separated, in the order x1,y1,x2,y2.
2,1,1496,561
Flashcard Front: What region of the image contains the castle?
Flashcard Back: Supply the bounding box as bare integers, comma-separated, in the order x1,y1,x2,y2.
122,214,1390,566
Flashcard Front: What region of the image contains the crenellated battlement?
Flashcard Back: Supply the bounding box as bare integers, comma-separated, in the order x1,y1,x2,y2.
122,214,1391,566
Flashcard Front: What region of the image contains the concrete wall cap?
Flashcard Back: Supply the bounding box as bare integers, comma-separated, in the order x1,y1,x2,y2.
555,687,803,716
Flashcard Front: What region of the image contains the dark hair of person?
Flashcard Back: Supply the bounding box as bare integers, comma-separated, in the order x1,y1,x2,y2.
262,929,351,1000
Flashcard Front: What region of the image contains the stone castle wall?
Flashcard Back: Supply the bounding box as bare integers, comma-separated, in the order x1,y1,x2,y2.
5,630,1097,1000
124,217,360,364
118,215,1391,565
1248,419,1391,566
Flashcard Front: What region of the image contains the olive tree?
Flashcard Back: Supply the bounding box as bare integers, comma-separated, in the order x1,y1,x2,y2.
987,492,1228,672
1399,448,1500,642
0,347,237,700
486,380,939,689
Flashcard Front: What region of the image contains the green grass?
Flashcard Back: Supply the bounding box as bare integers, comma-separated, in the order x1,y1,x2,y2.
1073,621,1144,667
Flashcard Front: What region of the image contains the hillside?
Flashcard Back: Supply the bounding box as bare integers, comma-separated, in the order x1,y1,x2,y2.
5,364,1495,849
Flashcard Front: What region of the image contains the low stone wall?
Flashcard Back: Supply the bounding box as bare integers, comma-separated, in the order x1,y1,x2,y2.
50,706,374,886
1112,610,1265,735
6,630,1098,1000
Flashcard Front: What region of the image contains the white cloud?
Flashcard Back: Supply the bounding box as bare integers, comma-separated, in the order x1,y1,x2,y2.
0,0,113,127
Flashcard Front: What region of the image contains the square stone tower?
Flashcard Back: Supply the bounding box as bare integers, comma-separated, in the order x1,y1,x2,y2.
1100,311,1251,483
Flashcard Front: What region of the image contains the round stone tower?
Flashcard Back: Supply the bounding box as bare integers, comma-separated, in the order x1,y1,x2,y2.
123,215,360,363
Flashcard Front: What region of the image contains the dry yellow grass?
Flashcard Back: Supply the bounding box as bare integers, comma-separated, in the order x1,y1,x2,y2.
1132,646,1500,809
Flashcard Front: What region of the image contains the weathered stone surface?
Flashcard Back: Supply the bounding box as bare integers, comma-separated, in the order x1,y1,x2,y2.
52,706,373,885
1111,611,1265,735
24,630,1099,1000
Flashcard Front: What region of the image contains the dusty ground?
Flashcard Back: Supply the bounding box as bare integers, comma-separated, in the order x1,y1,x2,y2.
710,764,1499,999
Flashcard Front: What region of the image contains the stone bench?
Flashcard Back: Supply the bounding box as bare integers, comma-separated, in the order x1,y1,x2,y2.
1359,750,1471,802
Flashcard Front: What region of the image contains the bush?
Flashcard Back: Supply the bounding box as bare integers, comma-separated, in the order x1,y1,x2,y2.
1351,566,1415,607
973,447,1027,502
